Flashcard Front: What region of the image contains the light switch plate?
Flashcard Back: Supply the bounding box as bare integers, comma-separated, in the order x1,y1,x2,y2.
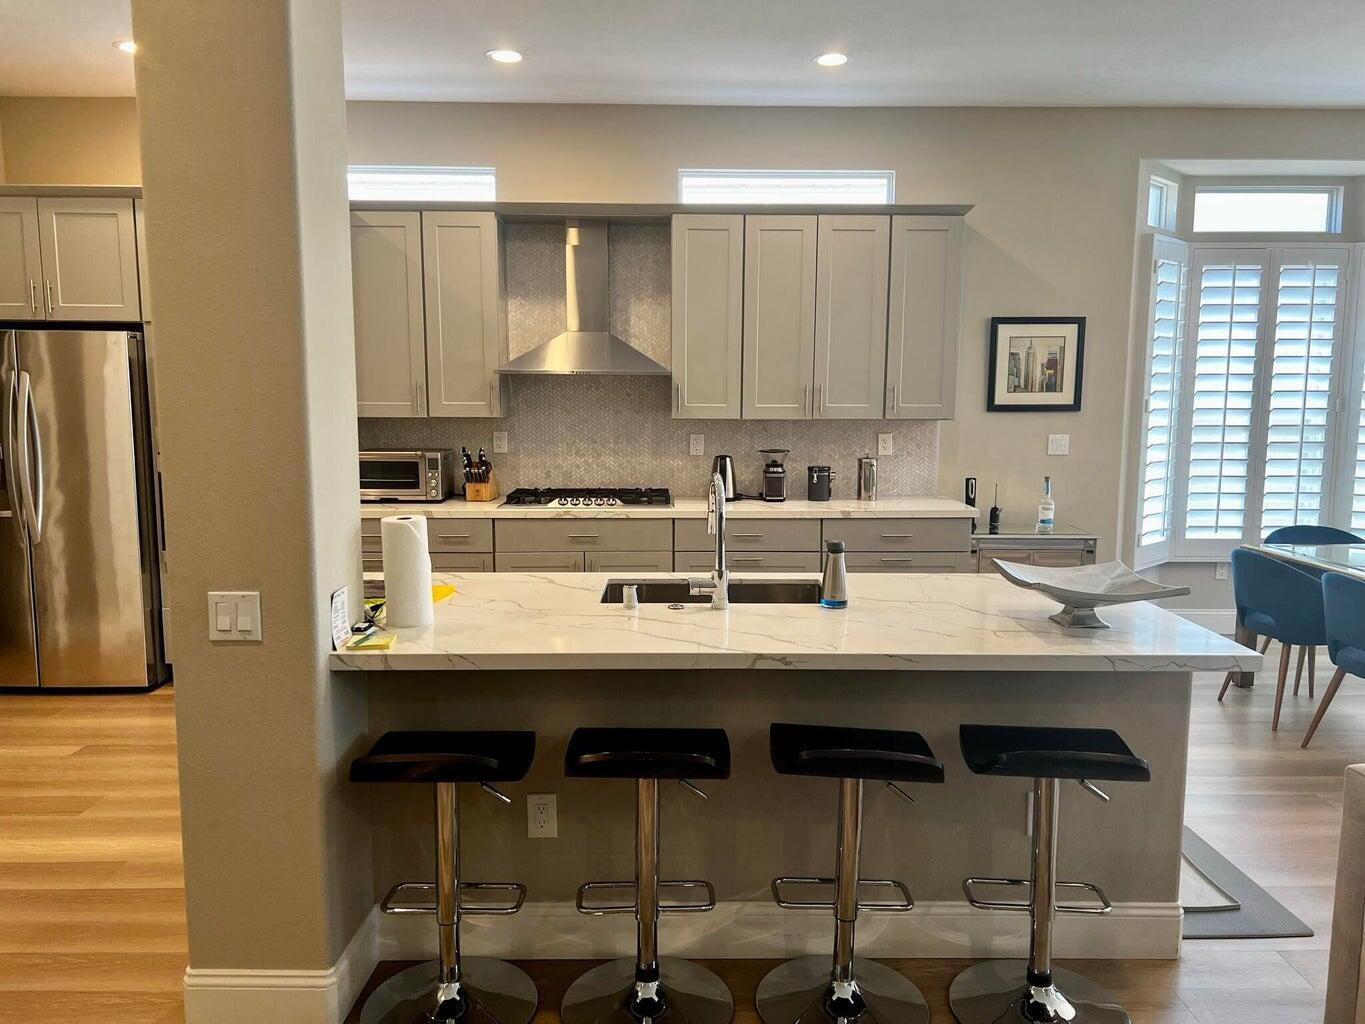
492,431,509,454
877,433,894,456
207,591,261,642
1215,563,1229,581
689,433,705,457
1047,434,1071,456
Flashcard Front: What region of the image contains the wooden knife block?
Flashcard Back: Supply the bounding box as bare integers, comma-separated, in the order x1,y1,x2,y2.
464,473,499,502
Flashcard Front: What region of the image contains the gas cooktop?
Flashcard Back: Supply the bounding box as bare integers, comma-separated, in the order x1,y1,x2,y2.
502,487,673,508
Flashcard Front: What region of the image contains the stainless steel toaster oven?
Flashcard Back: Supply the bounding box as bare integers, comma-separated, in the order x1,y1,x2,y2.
359,450,456,501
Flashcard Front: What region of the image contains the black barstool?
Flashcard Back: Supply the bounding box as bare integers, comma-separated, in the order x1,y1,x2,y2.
350,731,538,1024
561,727,734,1024
950,724,1151,1024
758,723,945,1024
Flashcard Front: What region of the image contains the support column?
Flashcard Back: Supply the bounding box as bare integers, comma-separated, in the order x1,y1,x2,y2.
131,1,370,1020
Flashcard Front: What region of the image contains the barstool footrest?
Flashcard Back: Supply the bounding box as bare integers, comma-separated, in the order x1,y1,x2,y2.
380,880,527,916
962,876,1113,915
576,879,717,916
772,875,914,912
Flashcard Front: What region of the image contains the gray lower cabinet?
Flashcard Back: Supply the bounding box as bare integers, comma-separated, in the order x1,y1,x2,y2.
822,518,971,553
426,520,494,552
674,518,819,552
975,544,1095,573
675,551,822,574
886,215,964,420
586,551,674,573
496,520,672,553
671,214,744,418
351,211,427,417
843,552,974,573
495,551,586,572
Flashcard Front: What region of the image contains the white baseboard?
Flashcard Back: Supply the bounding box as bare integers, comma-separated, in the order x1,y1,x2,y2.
183,905,379,1024
1173,608,1236,635
377,898,1182,961
181,898,1181,1021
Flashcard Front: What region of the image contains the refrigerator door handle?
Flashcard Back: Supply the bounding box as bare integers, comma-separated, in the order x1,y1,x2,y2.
15,371,42,545
3,367,24,544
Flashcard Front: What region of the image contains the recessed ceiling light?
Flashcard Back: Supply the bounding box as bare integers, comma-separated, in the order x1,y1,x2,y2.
114,40,138,54
486,49,523,64
814,52,848,67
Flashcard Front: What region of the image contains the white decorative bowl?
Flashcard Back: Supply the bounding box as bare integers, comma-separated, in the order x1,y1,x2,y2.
992,559,1191,628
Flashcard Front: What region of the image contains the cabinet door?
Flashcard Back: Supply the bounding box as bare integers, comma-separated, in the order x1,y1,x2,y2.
586,551,674,573
671,214,743,418
494,551,585,572
886,215,964,420
742,215,816,419
351,211,427,417
422,212,507,417
0,198,42,319
36,198,141,321
814,215,890,419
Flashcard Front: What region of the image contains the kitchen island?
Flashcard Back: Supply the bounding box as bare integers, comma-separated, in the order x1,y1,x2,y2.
335,571,1258,963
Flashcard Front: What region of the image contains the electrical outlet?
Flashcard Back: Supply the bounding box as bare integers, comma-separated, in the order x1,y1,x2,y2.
527,794,557,839
689,433,705,457
492,431,509,454
1215,563,1229,581
877,433,894,456
1047,434,1070,456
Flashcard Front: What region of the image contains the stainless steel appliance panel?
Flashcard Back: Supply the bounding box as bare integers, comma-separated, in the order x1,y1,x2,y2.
0,330,38,686
18,330,151,686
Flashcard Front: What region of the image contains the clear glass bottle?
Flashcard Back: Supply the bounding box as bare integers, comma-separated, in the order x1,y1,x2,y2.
1036,476,1055,535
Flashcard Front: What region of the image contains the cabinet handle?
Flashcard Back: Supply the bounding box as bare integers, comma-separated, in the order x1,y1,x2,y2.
889,384,897,412
673,381,680,414
732,555,764,562
45,281,54,315
816,384,823,417
732,533,764,539
880,556,917,563
802,383,809,416
881,533,914,539
567,533,600,540
414,381,424,414
436,533,471,541
29,280,37,314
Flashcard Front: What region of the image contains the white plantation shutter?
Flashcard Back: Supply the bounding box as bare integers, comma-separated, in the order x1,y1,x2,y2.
1179,251,1266,551
1136,236,1188,564
1259,251,1348,537
1353,362,1365,533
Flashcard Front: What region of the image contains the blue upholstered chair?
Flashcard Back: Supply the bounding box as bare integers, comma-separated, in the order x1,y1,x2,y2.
1302,572,1365,747
1220,548,1328,731
1264,525,1365,546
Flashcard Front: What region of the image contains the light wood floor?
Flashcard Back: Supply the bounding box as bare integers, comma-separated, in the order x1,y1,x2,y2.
4,656,1363,1024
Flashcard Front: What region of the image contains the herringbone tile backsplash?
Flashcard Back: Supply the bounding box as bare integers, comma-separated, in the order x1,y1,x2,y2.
358,223,940,499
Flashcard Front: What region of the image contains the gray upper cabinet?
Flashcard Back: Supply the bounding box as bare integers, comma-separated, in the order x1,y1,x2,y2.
813,215,890,419
886,215,963,420
742,215,817,419
36,198,141,322
670,214,743,418
0,198,43,319
421,212,508,418
351,211,428,417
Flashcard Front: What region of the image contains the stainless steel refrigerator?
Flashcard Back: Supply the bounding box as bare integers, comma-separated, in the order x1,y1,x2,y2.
0,328,166,688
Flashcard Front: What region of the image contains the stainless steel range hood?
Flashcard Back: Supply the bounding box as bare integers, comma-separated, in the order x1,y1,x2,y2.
498,219,669,376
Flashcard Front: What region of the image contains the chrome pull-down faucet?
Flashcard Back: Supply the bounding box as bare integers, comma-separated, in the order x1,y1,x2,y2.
688,471,729,609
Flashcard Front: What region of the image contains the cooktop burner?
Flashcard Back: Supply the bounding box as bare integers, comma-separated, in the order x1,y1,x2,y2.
502,487,673,508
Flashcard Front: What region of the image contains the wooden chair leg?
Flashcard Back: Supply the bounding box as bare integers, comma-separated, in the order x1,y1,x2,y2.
1294,646,1306,695
1260,636,1272,653
1308,646,1316,698
1302,667,1348,748
1219,671,1235,700
1272,643,1292,731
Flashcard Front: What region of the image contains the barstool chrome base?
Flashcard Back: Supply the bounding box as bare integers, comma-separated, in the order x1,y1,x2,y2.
358,958,538,1024
561,957,734,1024
756,956,929,1024
948,961,1130,1024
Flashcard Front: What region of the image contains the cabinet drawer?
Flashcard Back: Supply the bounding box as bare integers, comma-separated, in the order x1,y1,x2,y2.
674,551,822,573
674,518,820,552
494,551,586,572
823,518,970,552
432,553,494,572
586,551,674,573
977,547,1092,572
361,518,383,538
496,520,672,552
844,552,973,573
426,520,493,552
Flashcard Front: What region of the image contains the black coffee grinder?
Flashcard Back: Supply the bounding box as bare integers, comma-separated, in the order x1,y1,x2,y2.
760,448,789,502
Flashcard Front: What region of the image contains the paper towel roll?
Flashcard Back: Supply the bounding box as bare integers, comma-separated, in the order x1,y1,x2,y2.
381,515,433,628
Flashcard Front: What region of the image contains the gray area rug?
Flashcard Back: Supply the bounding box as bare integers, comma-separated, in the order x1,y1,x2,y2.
1181,827,1314,939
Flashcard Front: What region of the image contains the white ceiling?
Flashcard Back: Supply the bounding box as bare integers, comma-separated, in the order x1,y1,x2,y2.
4,0,1365,107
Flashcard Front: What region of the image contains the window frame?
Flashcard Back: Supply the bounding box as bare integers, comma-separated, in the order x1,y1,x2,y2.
1162,241,1358,561
1147,176,1180,232
346,165,497,202
1188,184,1345,237
677,168,896,205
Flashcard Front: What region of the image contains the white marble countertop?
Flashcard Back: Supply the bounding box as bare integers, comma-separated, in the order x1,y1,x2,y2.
332,571,1261,673
358,497,977,520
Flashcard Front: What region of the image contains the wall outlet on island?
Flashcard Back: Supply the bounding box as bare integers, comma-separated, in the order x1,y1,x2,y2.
877,433,894,456
492,431,509,454
527,793,557,838
689,433,705,457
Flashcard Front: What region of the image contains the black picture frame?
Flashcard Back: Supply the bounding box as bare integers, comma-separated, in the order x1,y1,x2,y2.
986,316,1086,412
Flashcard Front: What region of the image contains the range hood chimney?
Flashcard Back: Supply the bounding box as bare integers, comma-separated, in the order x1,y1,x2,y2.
497,219,669,376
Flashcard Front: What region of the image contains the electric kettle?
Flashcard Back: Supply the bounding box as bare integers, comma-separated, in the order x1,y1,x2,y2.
711,455,739,500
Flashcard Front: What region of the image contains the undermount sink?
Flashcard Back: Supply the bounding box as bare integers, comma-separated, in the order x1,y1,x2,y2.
600,578,824,605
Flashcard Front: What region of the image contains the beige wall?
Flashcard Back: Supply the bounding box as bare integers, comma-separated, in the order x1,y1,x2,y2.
0,97,141,184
